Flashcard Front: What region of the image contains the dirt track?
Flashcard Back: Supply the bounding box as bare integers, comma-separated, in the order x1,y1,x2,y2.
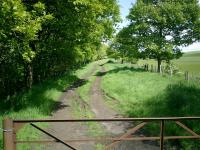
46,63,159,150
90,66,159,150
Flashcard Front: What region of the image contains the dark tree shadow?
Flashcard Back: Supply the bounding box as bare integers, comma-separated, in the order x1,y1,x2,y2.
99,59,115,66
95,66,145,77
0,74,89,115
126,82,200,149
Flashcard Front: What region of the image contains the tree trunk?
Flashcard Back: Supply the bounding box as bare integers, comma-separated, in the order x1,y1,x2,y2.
121,58,124,64
26,63,33,89
157,58,162,73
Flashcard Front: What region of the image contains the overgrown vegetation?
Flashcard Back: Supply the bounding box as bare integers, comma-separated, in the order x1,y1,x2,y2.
0,72,77,149
0,0,120,101
101,62,200,149
0,61,98,149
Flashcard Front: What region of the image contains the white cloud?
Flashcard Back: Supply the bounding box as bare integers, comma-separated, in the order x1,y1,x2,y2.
181,42,200,52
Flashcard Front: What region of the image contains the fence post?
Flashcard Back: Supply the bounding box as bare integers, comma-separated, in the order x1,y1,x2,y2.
162,66,165,74
185,71,189,81
151,65,153,72
170,65,173,77
3,118,15,150
160,120,164,150
160,65,162,75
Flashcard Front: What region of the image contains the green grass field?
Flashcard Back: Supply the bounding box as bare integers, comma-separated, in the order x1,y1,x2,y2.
174,51,200,74
137,51,200,75
101,62,200,149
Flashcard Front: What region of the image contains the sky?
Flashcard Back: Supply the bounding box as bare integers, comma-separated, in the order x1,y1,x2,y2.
118,0,200,52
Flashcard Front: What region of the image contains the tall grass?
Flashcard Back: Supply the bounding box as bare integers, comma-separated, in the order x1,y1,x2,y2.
101,62,200,149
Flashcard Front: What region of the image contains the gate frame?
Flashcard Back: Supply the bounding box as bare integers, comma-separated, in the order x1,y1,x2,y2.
3,117,200,150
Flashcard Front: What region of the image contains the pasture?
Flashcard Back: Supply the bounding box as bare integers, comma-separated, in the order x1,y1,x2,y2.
174,51,200,73
137,51,200,77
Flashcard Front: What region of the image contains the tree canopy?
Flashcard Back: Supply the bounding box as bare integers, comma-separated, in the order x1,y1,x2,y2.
0,0,120,100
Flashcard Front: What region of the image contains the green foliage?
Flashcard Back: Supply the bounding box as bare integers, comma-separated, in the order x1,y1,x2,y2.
0,60,99,149
0,0,120,102
110,27,139,63
0,0,52,96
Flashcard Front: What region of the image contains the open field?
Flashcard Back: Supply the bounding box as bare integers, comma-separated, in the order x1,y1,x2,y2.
137,51,200,74
101,62,200,149
174,51,200,73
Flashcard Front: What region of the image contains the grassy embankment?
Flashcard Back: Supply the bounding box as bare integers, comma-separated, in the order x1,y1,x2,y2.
0,61,97,149
101,61,200,149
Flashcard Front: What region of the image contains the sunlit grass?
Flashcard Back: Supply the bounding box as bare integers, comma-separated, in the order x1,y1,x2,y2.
101,62,200,149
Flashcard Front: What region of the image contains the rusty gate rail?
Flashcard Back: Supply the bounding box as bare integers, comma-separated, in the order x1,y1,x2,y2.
2,117,200,150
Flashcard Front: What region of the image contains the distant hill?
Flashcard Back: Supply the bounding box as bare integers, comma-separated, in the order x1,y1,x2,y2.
183,51,200,57
174,51,200,73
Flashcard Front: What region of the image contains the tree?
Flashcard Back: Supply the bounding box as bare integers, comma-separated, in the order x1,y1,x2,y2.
126,0,200,72
0,0,52,97
111,27,139,64
0,0,120,100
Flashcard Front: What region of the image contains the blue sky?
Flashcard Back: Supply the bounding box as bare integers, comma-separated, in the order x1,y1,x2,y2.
118,0,200,52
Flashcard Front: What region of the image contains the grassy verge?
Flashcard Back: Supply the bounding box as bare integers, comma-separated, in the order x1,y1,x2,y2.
0,73,77,149
101,62,200,149
0,61,99,149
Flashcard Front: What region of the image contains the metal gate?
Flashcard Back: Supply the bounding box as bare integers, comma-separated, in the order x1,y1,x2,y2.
3,117,200,150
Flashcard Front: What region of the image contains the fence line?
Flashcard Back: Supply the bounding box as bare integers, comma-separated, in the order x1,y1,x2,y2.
139,63,200,82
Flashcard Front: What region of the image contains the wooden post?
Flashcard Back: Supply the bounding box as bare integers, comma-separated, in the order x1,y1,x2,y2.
162,66,165,74
160,65,162,75
151,65,153,72
185,71,189,81
3,118,15,150
146,64,149,71
170,65,173,77
160,120,164,150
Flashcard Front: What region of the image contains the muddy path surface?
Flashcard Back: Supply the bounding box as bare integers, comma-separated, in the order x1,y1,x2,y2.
90,66,159,150
45,62,159,150
46,64,98,150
